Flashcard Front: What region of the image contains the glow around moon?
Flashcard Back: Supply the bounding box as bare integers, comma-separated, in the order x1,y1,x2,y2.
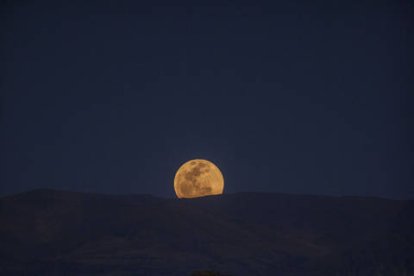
174,159,224,199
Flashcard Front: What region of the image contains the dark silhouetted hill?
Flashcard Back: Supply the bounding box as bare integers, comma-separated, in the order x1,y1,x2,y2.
0,189,413,275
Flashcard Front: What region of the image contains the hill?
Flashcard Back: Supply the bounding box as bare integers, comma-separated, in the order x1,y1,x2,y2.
0,189,413,275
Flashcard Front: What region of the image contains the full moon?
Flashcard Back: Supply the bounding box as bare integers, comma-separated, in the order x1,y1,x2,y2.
174,159,224,199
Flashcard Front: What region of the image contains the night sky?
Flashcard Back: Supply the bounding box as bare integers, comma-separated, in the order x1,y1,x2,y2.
1,0,413,198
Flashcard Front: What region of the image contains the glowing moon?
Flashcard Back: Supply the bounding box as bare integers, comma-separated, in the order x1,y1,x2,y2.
174,159,224,199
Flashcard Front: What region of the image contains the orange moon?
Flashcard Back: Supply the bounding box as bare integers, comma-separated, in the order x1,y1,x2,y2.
174,159,224,199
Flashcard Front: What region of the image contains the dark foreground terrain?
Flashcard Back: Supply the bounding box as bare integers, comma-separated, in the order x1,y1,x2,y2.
0,189,413,275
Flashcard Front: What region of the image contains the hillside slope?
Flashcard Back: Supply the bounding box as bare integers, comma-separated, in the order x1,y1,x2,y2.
0,189,413,275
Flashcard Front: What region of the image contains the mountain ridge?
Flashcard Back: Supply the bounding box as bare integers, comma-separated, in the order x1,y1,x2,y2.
1,189,413,275
3,188,409,202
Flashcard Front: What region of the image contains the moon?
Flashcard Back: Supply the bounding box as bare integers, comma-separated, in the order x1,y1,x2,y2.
174,159,224,199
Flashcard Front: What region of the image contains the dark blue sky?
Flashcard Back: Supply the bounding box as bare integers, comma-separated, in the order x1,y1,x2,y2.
1,0,413,198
